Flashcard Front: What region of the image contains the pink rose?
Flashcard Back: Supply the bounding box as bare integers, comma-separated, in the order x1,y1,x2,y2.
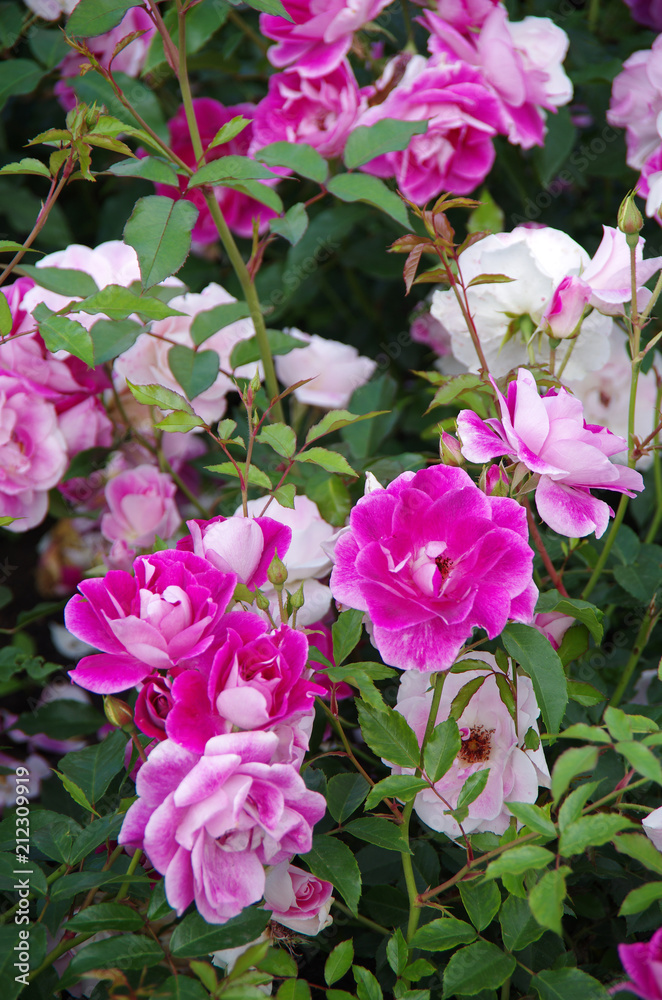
54,8,155,110
540,276,591,339
135,675,174,743
392,654,550,837
608,37,662,171
177,514,292,589
358,56,503,202
118,731,327,924
251,61,363,159
166,612,323,753
410,308,453,356
531,612,574,650
65,550,237,694
329,465,537,672
274,328,376,408
623,0,662,28
0,374,68,532
155,99,278,242
580,226,662,315
617,928,662,999
264,862,333,935
57,396,113,456
260,0,394,77
457,368,644,539
414,0,499,30
100,465,181,550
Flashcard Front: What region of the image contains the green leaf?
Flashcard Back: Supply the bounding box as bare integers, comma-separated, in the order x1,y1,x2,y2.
153,977,211,1000
220,179,283,214
387,929,408,977
90,318,143,364
29,811,83,864
566,680,605,707
69,813,123,867
272,484,296,508
557,781,600,831
357,702,420,769
442,941,515,998
615,832,662,875
66,903,144,933
170,908,272,958
67,0,143,36
365,775,428,809
126,379,195,415
559,723,611,743
535,594,604,643
271,203,309,245
353,966,383,1000
278,982,311,1000
33,303,94,367
53,770,99,816
344,817,413,853
59,729,127,805
155,411,206,432
191,300,251,346
259,949,298,978
344,119,428,169
326,174,409,227
0,157,50,178
531,107,577,189
168,345,219,400
450,676,486,721
505,802,556,839
528,867,570,936
0,59,43,110
484,845,555,879
619,881,662,915
456,769,490,814
257,423,297,459
16,699,105,740
326,773,370,824
410,917,477,952
0,853,47,896
499,894,545,951
124,195,198,288
604,705,633,742
59,935,164,988
0,925,46,1000
107,156,180,185
73,284,184,321
230,329,304,368
243,0,292,17
306,408,387,444
559,813,634,856
305,835,362,913
459,878,501,931
209,116,252,150
617,740,662,784
190,155,277,186
306,473,351,526
256,141,328,183
205,462,272,490
0,240,40,254
531,969,610,1000
332,608,364,665
502,624,567,734
551,746,600,803
0,293,11,337
296,447,358,476
424,718,461,783
325,940,354,987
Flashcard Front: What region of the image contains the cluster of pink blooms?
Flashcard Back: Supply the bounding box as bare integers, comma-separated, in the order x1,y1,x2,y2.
64,515,333,927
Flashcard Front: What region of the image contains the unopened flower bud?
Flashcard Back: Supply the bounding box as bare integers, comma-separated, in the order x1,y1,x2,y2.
289,582,305,610
618,191,644,247
440,431,463,466
482,463,510,497
267,550,288,588
255,589,271,611
104,695,133,729
364,471,384,495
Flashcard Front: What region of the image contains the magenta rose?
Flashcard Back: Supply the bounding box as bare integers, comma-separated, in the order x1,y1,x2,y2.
155,99,278,242
177,514,292,589
134,674,174,742
251,61,362,159
457,368,644,539
617,928,662,999
166,612,324,753
358,56,503,202
330,465,537,672
66,550,237,694
118,731,327,924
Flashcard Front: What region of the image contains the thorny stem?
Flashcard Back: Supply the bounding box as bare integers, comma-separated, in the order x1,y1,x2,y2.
523,498,569,597
418,831,540,903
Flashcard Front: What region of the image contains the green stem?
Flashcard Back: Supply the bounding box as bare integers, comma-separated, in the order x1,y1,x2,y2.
226,8,270,52
115,848,143,902
400,0,416,51
332,899,390,936
401,799,420,947
28,932,95,983
581,492,629,600
158,444,209,517
609,605,659,707
645,381,662,544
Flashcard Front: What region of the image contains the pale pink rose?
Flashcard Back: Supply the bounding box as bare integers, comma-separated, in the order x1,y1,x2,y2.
23,0,76,18
608,36,662,171
251,61,363,159
260,0,395,77
640,147,662,222
54,8,156,110
540,276,591,338
113,283,259,423
177,514,292,589
358,55,503,202
100,465,181,550
274,328,375,408
264,862,333,935
118,731,327,924
0,374,69,531
531,611,574,650
392,654,550,838
155,99,278,243
643,805,662,853
580,226,662,316
423,8,572,149
57,396,113,456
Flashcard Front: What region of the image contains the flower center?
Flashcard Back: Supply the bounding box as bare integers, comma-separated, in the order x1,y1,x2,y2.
435,555,453,580
457,725,494,763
